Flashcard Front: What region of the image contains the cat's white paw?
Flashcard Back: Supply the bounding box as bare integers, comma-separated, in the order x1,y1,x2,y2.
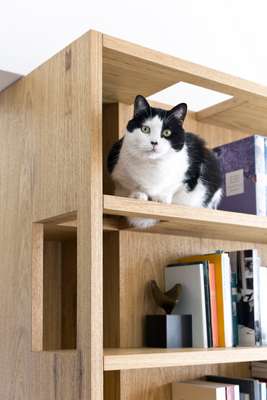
128,217,158,229
152,194,172,204
130,191,148,201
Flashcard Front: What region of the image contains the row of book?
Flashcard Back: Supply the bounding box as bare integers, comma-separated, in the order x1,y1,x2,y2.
173,375,266,400
165,249,267,348
214,135,267,216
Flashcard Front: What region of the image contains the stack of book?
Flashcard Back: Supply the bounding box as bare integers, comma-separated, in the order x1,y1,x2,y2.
213,135,267,216
165,249,267,348
172,375,266,400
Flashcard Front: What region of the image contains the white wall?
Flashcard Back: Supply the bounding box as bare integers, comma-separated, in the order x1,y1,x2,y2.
1,0,267,107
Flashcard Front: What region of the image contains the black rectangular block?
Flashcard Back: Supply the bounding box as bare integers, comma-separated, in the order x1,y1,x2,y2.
145,314,192,348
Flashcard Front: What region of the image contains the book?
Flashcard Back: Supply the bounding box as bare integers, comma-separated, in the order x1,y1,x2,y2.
214,135,266,215
231,271,239,346
260,382,266,400
172,381,226,400
228,249,261,346
206,375,261,400
165,262,208,348
259,267,267,345
191,380,239,400
209,262,219,347
175,252,232,347
203,261,213,347
222,253,233,348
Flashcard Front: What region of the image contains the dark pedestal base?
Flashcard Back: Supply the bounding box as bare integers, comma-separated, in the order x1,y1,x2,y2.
145,314,192,348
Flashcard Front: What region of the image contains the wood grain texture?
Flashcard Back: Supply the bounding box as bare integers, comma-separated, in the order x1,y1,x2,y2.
103,34,267,104
43,241,62,350
120,363,250,400
32,223,44,351
77,30,103,400
0,29,102,399
61,240,77,349
103,195,267,244
197,99,267,134
104,347,267,371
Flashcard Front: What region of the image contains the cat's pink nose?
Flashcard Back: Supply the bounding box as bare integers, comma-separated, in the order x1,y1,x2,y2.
151,141,158,146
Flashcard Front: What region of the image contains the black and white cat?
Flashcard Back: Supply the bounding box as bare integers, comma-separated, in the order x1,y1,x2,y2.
107,95,222,228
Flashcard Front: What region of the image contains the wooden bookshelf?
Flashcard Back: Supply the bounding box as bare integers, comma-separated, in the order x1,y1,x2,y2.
2,29,267,400
104,347,267,371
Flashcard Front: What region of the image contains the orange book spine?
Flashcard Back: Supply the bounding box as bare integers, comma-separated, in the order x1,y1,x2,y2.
208,263,219,347
214,262,225,347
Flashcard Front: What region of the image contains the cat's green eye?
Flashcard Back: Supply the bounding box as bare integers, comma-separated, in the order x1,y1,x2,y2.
162,129,172,137
141,125,151,134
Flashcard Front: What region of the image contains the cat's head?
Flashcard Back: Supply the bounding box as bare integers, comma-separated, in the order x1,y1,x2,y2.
125,95,187,160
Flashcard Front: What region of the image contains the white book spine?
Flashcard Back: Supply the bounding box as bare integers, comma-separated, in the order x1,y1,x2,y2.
165,264,208,348
260,267,267,345
222,254,233,347
261,382,267,400
234,384,240,400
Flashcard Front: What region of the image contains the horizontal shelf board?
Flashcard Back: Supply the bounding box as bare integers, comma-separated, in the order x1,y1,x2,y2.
104,347,267,371
59,195,267,242
196,98,267,135
103,195,267,243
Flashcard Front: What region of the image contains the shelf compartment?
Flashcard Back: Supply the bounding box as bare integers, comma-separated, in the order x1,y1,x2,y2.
32,214,77,352
103,33,267,134
104,347,267,371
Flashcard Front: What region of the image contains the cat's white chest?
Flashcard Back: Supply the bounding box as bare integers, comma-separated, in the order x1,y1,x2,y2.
112,144,189,198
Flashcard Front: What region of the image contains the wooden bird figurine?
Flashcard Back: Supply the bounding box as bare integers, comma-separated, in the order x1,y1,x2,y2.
150,280,182,315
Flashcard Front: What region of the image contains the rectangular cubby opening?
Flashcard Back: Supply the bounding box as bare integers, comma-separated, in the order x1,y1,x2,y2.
32,219,77,351
103,228,259,399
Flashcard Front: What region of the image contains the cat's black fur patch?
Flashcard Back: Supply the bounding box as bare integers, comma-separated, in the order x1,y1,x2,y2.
107,137,124,174
108,98,222,206
183,132,222,205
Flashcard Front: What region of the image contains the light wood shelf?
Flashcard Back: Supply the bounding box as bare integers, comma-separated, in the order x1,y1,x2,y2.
3,28,267,400
103,34,267,134
62,195,267,243
104,347,267,371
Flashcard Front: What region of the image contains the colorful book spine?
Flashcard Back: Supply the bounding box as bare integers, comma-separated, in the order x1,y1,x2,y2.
174,254,226,347
203,262,213,347
209,263,219,347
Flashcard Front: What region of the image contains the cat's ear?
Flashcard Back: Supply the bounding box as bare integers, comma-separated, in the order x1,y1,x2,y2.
167,103,187,124
134,95,150,117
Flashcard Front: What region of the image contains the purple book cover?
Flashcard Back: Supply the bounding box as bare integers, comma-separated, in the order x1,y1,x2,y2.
214,135,265,215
